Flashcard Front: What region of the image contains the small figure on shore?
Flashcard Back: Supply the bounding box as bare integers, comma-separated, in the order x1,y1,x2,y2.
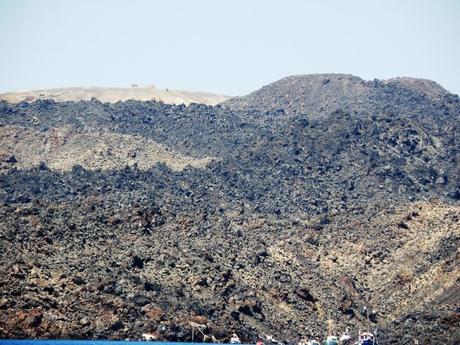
257,337,265,345
361,306,368,318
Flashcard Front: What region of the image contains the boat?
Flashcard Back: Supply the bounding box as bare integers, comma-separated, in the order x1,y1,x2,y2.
141,332,159,341
356,332,378,345
298,336,320,345
323,335,338,345
230,333,242,344
339,328,352,344
265,334,283,345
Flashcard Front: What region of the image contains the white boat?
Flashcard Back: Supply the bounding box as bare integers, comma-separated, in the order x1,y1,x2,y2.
323,335,338,345
356,332,378,345
339,329,352,343
230,333,242,344
298,339,320,345
141,332,159,341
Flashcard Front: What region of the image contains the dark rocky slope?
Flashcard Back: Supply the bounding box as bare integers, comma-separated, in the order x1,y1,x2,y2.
224,74,455,118
0,74,459,344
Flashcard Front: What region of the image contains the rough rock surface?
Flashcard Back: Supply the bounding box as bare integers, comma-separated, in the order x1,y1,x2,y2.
0,74,459,343
223,74,452,117
385,77,450,100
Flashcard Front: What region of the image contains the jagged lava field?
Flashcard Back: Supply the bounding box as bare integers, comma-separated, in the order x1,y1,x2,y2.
0,74,459,344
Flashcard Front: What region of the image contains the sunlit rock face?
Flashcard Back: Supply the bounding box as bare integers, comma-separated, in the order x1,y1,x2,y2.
0,85,230,106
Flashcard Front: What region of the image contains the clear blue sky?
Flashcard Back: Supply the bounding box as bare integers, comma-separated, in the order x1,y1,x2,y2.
0,0,459,95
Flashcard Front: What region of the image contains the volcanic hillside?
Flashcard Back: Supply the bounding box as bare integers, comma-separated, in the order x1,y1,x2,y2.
0,74,459,344
224,74,452,116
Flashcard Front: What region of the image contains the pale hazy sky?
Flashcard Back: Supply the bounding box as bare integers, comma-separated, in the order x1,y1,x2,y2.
0,0,459,95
